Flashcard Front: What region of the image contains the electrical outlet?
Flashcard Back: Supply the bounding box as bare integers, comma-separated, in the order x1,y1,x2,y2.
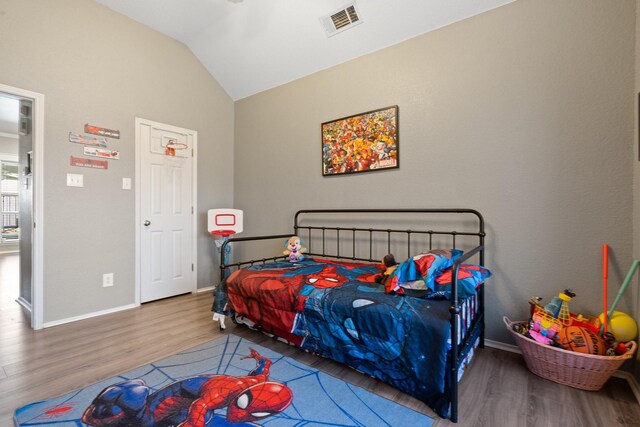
103,273,114,287
67,173,84,187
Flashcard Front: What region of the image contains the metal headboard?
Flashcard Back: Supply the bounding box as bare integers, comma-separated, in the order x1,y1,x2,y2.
293,208,485,264
220,208,485,271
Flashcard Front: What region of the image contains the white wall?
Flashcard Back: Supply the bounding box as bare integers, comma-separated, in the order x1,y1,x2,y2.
0,0,234,323
235,0,636,343
0,136,17,155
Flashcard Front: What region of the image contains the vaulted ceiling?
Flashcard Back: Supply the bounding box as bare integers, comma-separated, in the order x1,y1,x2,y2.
99,0,514,100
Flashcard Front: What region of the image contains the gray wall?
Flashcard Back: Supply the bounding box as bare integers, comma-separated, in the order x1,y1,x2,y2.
235,0,636,343
0,0,234,322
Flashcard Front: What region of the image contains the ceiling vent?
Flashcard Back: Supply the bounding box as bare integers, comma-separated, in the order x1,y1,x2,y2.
320,3,362,37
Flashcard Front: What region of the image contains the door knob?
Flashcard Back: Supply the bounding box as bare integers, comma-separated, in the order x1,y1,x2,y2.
144,220,151,226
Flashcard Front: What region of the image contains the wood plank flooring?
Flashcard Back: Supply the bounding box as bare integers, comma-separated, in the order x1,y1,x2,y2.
0,251,638,426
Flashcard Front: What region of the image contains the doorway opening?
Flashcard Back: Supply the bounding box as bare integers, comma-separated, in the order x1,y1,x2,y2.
0,83,44,329
0,96,19,313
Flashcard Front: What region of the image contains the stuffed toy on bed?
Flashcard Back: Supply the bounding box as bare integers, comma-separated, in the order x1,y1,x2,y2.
284,236,306,262
375,254,398,286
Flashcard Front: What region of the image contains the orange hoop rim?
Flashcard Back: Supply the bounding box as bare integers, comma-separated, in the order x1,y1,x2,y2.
166,140,189,150
211,230,236,238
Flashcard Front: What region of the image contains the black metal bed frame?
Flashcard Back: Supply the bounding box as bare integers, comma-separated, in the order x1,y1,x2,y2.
218,208,486,423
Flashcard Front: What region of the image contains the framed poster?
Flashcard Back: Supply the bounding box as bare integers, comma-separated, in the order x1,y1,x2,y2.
322,105,398,176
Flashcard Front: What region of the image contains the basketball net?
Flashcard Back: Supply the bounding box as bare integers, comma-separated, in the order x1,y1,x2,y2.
165,139,189,157
212,230,235,250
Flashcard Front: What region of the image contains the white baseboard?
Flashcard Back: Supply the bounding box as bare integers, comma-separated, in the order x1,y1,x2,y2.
485,338,520,354
43,303,137,328
15,296,32,313
41,287,214,329
611,370,640,403
485,338,639,404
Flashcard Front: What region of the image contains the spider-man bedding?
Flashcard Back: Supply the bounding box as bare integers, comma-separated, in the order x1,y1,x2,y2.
224,257,485,418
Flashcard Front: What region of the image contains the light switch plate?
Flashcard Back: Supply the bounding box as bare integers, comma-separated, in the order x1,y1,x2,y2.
103,272,114,287
122,177,131,190
66,173,83,187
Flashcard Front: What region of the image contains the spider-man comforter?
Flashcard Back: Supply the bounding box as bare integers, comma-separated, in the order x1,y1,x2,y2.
224,258,458,418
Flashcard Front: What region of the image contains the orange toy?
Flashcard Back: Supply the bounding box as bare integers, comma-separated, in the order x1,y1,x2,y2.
557,326,606,355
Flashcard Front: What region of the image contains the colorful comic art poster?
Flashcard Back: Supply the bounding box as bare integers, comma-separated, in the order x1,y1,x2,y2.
322,105,398,176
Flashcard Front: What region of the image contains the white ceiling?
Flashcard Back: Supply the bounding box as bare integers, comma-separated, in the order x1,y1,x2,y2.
96,0,514,100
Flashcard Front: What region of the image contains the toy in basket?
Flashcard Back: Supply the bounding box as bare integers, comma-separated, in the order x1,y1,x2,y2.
505,316,637,391
528,289,603,350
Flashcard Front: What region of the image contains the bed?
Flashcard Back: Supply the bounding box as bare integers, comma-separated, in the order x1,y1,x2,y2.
212,209,489,423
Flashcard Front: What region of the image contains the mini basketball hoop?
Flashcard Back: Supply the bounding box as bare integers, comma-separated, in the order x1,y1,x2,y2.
208,208,243,250
209,209,243,330
165,139,188,156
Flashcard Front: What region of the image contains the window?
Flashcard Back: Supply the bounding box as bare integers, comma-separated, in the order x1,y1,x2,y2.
1,160,19,243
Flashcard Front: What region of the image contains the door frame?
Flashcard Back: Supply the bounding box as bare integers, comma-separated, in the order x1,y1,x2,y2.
134,117,198,305
0,83,45,329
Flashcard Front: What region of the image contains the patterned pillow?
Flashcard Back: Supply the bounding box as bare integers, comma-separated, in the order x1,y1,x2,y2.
386,249,463,294
427,264,492,299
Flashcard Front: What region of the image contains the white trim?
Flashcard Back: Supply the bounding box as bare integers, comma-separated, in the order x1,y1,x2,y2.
134,118,198,305
485,339,520,354
134,119,141,306
613,371,640,404
43,303,137,328
192,132,198,297
0,83,44,330
196,285,215,293
16,296,32,312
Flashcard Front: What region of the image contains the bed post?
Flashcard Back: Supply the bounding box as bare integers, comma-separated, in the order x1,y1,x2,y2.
449,261,461,423
478,214,485,349
449,209,484,422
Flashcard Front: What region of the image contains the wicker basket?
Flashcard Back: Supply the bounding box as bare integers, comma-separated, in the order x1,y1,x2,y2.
504,316,637,391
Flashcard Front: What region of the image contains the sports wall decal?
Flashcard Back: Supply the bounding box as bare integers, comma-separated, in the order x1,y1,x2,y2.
83,146,120,160
69,132,107,147
84,123,120,139
70,156,108,170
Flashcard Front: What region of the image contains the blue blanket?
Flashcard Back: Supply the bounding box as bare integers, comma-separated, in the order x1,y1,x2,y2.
296,279,452,417
224,259,455,417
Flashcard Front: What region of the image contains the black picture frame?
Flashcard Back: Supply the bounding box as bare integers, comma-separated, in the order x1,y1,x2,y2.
321,105,399,176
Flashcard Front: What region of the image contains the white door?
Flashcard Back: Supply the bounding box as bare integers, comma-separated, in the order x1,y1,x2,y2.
137,120,196,303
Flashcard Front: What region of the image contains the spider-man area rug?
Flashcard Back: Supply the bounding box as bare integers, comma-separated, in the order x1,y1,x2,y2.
14,334,434,427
